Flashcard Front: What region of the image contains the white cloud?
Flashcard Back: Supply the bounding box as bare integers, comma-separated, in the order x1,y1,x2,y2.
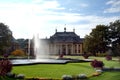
106,0,114,5
80,3,88,7
104,0,120,13
0,0,119,39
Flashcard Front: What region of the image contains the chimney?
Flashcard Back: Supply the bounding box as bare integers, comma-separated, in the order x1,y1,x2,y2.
64,27,66,32
55,29,57,33
73,28,75,32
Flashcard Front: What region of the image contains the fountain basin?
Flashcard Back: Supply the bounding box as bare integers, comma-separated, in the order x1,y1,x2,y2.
11,59,70,66
10,58,93,66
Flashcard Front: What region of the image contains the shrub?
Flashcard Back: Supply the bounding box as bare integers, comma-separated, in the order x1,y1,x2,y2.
0,56,12,76
82,52,89,59
96,53,107,57
59,53,64,58
106,55,112,61
90,59,104,69
11,49,25,56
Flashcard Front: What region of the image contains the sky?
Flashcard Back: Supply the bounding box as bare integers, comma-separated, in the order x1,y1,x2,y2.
0,0,120,39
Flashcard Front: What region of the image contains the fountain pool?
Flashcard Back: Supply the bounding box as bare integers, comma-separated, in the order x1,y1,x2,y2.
11,34,70,66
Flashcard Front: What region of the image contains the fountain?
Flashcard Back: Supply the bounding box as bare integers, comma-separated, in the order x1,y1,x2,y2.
11,34,70,66
33,34,49,59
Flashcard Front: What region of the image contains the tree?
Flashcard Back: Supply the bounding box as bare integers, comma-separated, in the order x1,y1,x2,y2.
16,38,26,49
108,20,120,56
0,23,12,55
83,35,95,54
83,25,109,55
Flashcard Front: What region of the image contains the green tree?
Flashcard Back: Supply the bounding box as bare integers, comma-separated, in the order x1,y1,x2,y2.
108,20,120,56
0,23,12,55
83,25,109,55
83,35,95,53
16,38,26,49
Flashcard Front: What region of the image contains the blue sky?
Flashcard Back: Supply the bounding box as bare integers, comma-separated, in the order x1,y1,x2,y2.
0,0,120,39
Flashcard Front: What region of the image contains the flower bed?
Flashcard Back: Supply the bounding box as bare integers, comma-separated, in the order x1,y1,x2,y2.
90,59,104,69
0,58,12,76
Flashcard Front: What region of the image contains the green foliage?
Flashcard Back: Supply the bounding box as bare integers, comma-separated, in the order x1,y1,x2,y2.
108,20,120,56
96,53,107,57
0,23,13,55
16,39,28,49
83,19,120,56
84,25,109,55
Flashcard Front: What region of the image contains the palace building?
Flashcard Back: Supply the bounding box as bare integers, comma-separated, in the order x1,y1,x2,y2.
26,27,84,56
48,28,84,55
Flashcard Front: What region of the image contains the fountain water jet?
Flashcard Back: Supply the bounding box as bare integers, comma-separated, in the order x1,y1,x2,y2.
28,39,31,60
33,34,49,60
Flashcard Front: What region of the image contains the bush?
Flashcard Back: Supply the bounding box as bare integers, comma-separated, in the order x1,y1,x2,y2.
106,55,112,61
82,52,89,59
96,53,107,57
90,59,104,69
11,49,25,56
59,53,64,58
0,58,12,76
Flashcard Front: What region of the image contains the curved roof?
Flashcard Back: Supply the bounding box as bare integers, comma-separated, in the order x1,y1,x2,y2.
50,32,83,43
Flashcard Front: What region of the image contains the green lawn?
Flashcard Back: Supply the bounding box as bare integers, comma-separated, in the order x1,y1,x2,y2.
89,72,120,80
12,56,120,80
12,63,95,78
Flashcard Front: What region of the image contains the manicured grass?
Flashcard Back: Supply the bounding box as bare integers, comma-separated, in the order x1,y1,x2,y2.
12,56,120,79
89,72,120,80
12,63,95,78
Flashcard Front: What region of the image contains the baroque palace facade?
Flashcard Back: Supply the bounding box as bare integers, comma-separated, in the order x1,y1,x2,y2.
49,28,84,55
27,27,84,56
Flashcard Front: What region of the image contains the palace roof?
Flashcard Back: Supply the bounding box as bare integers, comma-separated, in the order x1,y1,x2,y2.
50,31,83,43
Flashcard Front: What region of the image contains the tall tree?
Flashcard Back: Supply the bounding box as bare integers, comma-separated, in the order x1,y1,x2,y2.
83,25,109,55
108,20,120,56
0,23,12,55
83,35,96,54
